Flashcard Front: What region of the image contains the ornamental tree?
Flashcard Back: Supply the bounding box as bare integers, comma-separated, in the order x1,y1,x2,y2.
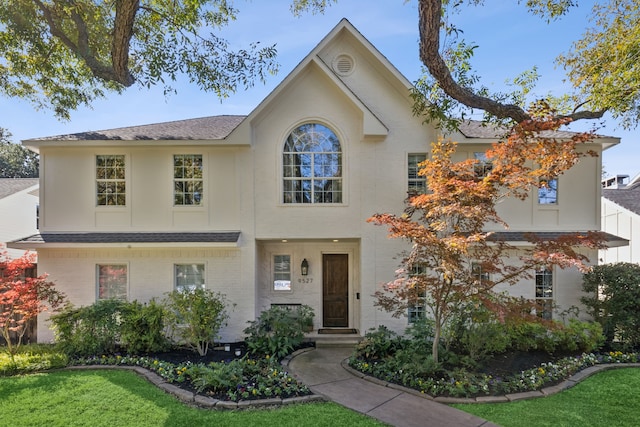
0,250,65,360
368,113,608,363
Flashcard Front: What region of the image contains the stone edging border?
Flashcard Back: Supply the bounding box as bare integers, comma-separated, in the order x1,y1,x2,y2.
340,359,640,404
63,347,325,410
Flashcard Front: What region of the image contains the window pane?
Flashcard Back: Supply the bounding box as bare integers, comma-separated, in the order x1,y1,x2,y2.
273,255,291,291
174,155,203,206
535,268,553,319
175,264,205,292
96,155,126,206
408,154,427,194
538,178,558,204
473,152,493,178
97,264,127,300
283,123,342,204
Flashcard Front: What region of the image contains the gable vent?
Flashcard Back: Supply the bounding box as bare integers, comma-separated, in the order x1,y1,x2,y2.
333,54,355,76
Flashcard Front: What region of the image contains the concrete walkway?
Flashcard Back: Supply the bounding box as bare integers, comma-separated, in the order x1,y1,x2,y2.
287,346,498,427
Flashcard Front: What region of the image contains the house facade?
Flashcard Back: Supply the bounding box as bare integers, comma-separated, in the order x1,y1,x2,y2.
601,174,640,264
9,20,623,344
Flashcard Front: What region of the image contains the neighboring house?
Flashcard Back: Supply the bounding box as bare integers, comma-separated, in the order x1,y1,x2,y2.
601,174,640,264
8,20,626,344
0,178,39,259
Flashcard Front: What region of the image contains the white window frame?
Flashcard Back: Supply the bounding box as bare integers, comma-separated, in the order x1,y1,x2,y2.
538,177,558,205
96,154,126,206
408,153,427,194
174,263,205,293
473,152,493,178
96,264,128,301
273,254,292,292
535,267,554,319
408,265,427,323
282,123,343,204
173,154,204,206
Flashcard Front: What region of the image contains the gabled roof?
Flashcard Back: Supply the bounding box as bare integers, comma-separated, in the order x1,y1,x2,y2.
603,179,640,216
0,178,39,200
243,18,390,140
25,115,245,142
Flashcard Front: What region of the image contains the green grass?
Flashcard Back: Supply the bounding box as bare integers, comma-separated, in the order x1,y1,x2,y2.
452,368,640,427
0,369,384,427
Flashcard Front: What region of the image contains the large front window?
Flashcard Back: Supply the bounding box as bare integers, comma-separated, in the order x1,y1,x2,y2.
283,123,342,204
96,155,125,206
97,264,127,300
174,154,203,206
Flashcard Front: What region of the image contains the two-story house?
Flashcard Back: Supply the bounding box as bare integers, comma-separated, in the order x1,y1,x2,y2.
9,19,624,344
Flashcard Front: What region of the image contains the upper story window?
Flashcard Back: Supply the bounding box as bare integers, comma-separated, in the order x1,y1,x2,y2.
408,154,427,194
473,152,493,178
283,123,342,204
174,155,203,206
96,155,125,206
538,178,558,205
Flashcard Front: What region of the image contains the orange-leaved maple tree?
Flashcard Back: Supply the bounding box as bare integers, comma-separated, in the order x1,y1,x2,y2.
0,249,65,360
368,111,608,363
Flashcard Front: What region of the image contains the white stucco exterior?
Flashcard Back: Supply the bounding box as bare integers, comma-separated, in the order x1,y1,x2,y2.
600,174,640,264
8,20,623,343
0,179,38,259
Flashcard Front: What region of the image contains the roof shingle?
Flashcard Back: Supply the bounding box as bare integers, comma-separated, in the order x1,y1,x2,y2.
0,178,39,200
603,181,640,216
26,115,246,142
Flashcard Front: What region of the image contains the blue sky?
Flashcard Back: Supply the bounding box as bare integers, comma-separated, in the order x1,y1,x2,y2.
2,0,637,179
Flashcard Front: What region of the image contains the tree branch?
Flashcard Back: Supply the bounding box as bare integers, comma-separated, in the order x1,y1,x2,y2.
34,0,136,87
111,0,138,86
417,0,606,124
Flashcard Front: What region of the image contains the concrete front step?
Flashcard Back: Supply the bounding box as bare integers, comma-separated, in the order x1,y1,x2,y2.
305,332,362,348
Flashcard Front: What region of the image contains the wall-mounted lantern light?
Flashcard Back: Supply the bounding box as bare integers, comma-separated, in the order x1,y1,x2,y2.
301,258,309,276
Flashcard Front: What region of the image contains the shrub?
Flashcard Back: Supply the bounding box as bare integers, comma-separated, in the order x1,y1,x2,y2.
51,299,126,357
119,299,170,354
353,325,404,361
243,305,311,359
582,262,640,351
164,289,231,356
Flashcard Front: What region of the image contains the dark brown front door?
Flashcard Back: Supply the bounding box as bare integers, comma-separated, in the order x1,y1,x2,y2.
322,254,349,327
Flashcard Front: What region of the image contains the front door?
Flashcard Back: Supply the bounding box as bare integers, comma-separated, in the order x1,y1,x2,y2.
322,254,349,327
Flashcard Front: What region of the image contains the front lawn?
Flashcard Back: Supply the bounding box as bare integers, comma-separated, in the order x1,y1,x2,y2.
0,369,384,427
452,368,640,427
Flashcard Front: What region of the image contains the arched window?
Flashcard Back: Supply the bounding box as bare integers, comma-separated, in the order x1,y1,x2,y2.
283,123,342,204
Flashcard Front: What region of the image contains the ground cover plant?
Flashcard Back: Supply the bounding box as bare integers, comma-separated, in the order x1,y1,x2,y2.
0,369,383,427
452,368,640,427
